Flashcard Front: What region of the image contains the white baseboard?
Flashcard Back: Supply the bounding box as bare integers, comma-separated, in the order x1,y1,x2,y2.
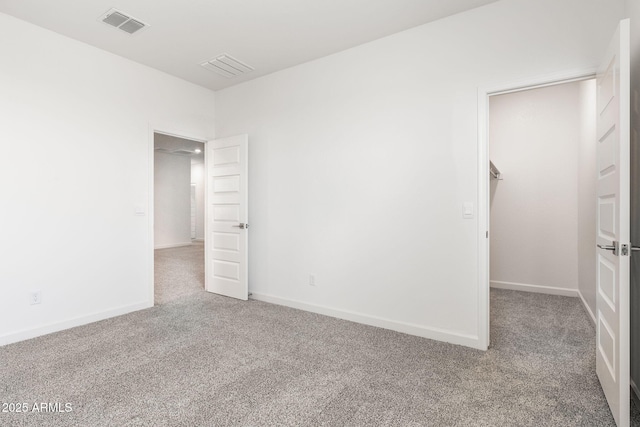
490,280,578,297
249,292,482,350
154,242,193,249
577,290,596,325
0,300,152,347
192,238,204,242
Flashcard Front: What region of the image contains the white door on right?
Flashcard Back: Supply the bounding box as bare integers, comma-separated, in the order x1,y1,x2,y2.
206,134,249,301
595,19,630,427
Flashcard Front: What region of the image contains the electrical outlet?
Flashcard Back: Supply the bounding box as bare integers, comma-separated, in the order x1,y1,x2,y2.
30,291,42,305
309,275,315,286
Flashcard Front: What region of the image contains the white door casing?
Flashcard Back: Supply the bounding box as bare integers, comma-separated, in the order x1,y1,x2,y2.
595,19,630,427
478,70,597,352
206,134,249,300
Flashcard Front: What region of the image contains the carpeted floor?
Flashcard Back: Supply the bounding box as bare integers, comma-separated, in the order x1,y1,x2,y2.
0,248,625,426
633,397,640,426
154,242,204,305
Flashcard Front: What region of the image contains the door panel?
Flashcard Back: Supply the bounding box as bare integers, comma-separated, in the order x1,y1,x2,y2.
595,19,630,427
206,134,248,300
598,255,616,309
598,197,616,239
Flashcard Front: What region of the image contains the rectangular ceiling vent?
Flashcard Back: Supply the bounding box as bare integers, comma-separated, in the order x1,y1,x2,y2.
99,8,149,35
200,54,254,78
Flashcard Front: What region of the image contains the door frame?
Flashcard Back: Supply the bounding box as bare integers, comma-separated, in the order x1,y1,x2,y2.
148,125,210,306
476,68,596,350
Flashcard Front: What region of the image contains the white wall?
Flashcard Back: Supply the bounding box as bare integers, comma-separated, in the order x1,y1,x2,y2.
154,152,192,248
489,82,581,294
214,0,623,348
0,13,215,345
191,162,205,240
578,79,598,317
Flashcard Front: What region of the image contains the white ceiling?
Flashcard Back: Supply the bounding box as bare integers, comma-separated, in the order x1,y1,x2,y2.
154,133,204,164
0,0,498,91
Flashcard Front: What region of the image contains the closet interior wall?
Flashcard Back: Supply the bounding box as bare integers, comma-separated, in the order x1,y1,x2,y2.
489,79,596,310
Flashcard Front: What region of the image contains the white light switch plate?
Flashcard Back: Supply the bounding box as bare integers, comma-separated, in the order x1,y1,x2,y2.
463,202,474,219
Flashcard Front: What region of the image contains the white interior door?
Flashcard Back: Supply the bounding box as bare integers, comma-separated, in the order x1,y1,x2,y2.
595,19,630,427
206,134,248,300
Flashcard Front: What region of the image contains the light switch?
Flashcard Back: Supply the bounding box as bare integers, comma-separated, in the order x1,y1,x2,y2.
135,205,146,216
463,202,474,219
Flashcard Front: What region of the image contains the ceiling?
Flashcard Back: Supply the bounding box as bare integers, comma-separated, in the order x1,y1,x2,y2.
154,133,204,164
0,0,498,91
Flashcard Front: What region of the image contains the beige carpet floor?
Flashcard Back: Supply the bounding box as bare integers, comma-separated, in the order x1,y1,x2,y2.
154,242,204,305
0,246,628,426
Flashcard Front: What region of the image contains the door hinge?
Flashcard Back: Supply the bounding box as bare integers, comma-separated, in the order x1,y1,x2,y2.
486,231,488,238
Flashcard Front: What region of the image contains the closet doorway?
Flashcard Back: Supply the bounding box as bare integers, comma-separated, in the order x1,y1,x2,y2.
488,78,597,311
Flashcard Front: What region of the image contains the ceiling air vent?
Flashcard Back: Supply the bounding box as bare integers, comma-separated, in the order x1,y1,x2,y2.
200,54,254,78
99,8,149,35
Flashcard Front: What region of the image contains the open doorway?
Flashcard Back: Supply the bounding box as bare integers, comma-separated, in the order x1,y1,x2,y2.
478,73,599,351
486,78,598,347
483,77,640,418
488,79,597,305
153,132,206,304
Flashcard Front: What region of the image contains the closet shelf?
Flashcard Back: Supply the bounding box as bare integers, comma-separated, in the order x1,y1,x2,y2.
490,161,502,180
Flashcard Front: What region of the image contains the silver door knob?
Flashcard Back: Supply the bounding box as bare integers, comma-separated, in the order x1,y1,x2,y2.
232,223,248,229
597,244,616,251
597,241,620,255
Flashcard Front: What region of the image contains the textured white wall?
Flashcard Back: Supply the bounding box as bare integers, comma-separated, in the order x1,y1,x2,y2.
0,12,215,345
191,162,206,240
154,152,192,248
215,0,623,348
489,82,581,292
577,79,597,316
